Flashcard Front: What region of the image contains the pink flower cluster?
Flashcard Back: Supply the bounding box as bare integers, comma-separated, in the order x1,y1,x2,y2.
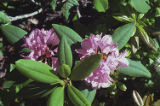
23,28,59,70
76,34,129,89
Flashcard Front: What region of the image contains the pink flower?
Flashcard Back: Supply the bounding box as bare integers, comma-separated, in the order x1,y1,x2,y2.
23,28,59,70
76,34,129,89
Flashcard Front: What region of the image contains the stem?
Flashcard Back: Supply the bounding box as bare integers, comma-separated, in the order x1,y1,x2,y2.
9,8,43,22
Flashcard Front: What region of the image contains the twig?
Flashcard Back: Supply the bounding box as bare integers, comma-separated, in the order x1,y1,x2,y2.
77,6,82,18
30,0,39,5
9,8,43,22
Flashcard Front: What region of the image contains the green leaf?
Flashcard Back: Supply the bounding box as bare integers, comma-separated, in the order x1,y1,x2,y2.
70,54,102,81
137,26,157,50
117,59,151,78
156,7,160,17
81,89,96,104
15,59,63,84
0,11,10,24
52,24,82,45
113,15,134,23
10,64,15,72
112,22,136,49
67,85,91,106
0,42,3,56
58,64,71,78
129,0,151,13
62,0,79,20
47,87,64,106
93,0,108,12
18,82,54,98
0,25,27,44
58,37,73,68
50,0,57,11
2,80,15,89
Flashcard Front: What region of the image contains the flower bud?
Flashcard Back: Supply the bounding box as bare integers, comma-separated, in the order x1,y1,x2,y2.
58,64,71,78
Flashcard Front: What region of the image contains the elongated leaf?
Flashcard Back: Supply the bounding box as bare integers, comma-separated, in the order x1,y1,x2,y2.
132,90,144,106
2,80,15,89
0,11,10,24
129,0,150,13
70,54,102,81
15,59,62,84
62,0,79,20
117,59,151,78
18,82,54,98
93,0,108,12
112,22,136,49
52,24,82,45
0,25,27,44
58,37,73,67
81,89,96,104
50,0,57,11
47,87,64,106
67,85,91,106
137,26,157,50
113,15,134,23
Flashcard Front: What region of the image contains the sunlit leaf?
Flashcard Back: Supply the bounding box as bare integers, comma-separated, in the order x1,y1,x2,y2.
112,22,136,49
52,24,82,45
132,90,144,106
47,87,64,106
117,59,151,78
0,25,27,44
113,15,134,22
94,0,108,12
0,11,10,24
15,59,63,84
138,26,157,50
129,0,151,13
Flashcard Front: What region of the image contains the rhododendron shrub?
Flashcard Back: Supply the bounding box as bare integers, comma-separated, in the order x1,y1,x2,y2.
23,28,59,70
76,34,129,89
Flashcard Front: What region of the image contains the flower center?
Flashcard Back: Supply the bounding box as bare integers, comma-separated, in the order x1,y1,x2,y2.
102,53,107,61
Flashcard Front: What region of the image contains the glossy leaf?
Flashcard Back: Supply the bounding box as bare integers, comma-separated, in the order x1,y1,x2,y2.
67,85,91,106
47,87,64,106
93,0,108,12
112,22,136,49
129,0,150,13
117,59,151,78
70,54,102,81
113,15,134,23
58,64,71,78
138,26,157,50
132,90,144,106
131,36,139,54
0,11,10,24
58,37,73,68
0,25,27,44
52,24,82,45
15,59,63,84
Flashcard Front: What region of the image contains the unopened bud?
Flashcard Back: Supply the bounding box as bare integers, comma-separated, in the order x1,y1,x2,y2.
58,64,71,78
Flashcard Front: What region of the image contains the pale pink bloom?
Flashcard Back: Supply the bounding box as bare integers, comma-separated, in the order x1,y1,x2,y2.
76,34,129,89
23,28,59,70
